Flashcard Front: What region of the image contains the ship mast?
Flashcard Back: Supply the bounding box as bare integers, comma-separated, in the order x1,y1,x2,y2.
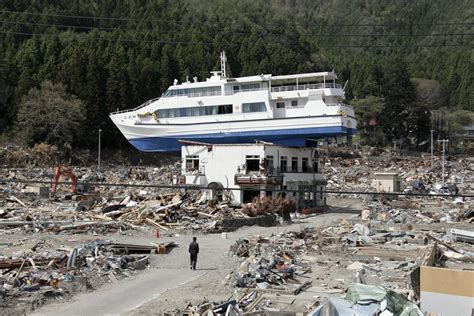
220,51,231,78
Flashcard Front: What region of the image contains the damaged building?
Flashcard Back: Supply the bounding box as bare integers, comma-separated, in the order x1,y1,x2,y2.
177,142,327,209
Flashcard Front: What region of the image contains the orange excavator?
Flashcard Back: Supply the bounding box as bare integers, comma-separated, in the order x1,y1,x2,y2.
51,166,78,195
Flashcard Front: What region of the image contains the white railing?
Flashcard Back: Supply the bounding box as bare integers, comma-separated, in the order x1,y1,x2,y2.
110,98,160,115
271,83,342,93
163,90,221,98
326,103,348,107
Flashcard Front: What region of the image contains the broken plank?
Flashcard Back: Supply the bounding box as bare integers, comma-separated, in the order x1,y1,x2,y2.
426,234,461,254
151,201,182,213
294,281,312,295
145,218,169,231
243,281,311,296
6,196,26,207
197,211,217,218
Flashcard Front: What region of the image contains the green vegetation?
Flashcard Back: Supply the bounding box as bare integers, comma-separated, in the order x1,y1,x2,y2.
0,0,472,148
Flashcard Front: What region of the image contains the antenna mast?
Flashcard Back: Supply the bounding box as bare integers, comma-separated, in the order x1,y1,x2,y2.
220,51,231,78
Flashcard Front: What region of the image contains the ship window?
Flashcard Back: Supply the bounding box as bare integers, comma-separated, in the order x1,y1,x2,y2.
241,84,260,91
291,100,298,107
276,102,285,109
186,155,199,171
156,104,232,118
217,104,233,114
163,86,221,98
233,86,240,92
186,107,200,116
242,102,266,113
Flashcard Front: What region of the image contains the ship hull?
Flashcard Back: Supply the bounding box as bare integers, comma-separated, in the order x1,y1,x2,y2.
129,126,356,152
111,114,356,152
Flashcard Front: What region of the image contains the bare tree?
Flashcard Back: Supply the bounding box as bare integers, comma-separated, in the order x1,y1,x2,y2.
16,81,85,147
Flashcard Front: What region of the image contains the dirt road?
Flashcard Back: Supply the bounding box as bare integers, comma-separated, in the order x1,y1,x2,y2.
30,199,359,315
31,268,204,316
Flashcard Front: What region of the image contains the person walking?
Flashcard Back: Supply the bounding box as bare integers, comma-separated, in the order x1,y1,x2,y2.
188,237,199,270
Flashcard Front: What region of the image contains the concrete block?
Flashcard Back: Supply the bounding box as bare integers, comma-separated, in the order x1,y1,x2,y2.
25,185,50,197
129,256,149,270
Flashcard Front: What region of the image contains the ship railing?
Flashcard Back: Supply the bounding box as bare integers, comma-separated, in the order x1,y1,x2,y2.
110,98,160,115
326,102,352,107
326,103,355,112
163,90,222,98
271,83,342,93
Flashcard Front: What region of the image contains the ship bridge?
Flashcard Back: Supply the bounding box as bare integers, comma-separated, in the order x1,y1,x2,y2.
270,71,341,92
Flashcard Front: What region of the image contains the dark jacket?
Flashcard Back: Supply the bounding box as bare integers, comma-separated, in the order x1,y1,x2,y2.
189,241,199,255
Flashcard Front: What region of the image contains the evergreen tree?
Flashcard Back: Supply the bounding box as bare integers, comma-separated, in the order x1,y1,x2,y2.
0,0,471,147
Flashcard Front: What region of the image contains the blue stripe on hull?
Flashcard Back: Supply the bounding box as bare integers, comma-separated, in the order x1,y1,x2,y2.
129,127,357,152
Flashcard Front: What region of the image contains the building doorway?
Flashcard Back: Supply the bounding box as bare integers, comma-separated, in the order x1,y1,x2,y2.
243,190,260,203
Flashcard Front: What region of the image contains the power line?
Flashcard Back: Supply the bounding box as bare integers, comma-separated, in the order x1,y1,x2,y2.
0,9,149,22
0,30,217,45
0,31,471,49
0,19,177,34
0,178,472,198
0,9,473,28
1,19,473,38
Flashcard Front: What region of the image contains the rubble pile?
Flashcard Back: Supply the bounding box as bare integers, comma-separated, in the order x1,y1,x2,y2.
165,217,473,316
0,143,179,169
324,154,472,193
1,144,472,315
230,230,313,292
0,186,296,236
241,196,294,217
0,239,158,312
358,198,473,224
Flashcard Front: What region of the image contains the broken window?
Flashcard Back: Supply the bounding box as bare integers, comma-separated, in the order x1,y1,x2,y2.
266,155,274,172
291,157,298,172
246,155,260,172
291,100,298,107
243,190,260,203
313,160,319,173
280,156,287,172
302,158,309,172
276,102,285,109
185,155,199,171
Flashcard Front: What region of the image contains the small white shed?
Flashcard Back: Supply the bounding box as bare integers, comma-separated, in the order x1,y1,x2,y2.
372,172,403,193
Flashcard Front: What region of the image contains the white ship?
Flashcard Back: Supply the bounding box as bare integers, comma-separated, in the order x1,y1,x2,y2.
110,52,356,152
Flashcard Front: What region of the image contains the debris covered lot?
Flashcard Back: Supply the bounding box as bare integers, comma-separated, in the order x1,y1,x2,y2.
0,146,472,315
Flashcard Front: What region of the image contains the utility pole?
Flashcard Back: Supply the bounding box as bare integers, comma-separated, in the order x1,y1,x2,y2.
98,129,102,176
438,139,448,185
430,129,434,168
